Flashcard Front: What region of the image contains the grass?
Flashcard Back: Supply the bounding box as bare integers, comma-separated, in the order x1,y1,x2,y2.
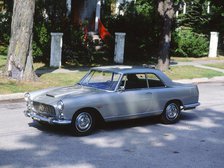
172,56,224,62
165,66,224,80
0,65,223,94
204,63,224,70
0,54,7,71
0,48,224,95
0,71,87,94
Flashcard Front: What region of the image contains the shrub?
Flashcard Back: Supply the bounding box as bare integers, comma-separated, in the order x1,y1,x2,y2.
173,27,209,57
102,0,159,63
33,23,50,63
62,24,94,65
0,11,11,44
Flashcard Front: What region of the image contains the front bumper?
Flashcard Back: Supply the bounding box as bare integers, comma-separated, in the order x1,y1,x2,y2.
24,110,71,125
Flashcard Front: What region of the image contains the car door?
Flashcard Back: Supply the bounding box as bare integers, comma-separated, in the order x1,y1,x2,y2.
105,73,153,120
145,73,168,113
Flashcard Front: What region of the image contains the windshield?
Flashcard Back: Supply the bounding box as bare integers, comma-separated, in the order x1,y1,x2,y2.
79,70,121,91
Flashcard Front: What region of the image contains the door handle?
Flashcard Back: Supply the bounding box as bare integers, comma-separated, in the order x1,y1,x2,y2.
145,92,152,95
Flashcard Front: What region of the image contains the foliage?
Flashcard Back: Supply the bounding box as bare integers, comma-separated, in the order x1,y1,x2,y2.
33,23,50,62
102,0,159,63
173,27,209,57
209,1,224,53
63,23,95,65
0,0,13,45
176,0,209,34
32,0,67,64
0,11,11,44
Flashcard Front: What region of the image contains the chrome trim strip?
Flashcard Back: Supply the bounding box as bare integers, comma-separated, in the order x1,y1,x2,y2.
24,110,71,125
104,111,162,122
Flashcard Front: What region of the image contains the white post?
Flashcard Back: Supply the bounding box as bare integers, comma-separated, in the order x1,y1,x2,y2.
114,32,126,64
208,32,219,58
95,0,101,32
176,10,179,18
50,33,63,68
183,2,186,14
207,1,210,14
66,0,72,16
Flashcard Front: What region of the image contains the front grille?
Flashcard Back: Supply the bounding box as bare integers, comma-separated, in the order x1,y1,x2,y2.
33,102,56,117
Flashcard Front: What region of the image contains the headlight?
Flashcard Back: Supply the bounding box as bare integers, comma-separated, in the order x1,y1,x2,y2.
57,100,64,111
24,93,30,102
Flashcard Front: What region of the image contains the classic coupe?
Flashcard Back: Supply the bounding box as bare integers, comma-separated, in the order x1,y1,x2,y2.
24,66,200,136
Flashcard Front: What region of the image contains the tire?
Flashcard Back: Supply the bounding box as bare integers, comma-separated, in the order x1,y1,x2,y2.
71,111,95,136
161,101,181,124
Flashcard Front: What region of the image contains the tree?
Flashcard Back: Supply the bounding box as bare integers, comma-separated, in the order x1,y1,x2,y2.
157,0,175,71
4,0,37,81
177,0,209,34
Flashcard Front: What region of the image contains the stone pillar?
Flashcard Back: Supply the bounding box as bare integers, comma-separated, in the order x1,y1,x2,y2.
50,33,63,68
183,2,186,14
207,1,210,14
95,0,101,32
114,32,126,64
176,10,179,18
209,32,219,58
66,0,72,16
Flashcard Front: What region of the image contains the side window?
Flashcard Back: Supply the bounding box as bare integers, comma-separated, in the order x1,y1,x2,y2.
122,73,148,90
146,73,165,87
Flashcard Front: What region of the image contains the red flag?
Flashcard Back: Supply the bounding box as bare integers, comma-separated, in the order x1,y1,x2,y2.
98,19,112,44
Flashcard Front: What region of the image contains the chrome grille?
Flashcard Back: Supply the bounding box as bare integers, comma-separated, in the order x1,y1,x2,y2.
33,102,56,117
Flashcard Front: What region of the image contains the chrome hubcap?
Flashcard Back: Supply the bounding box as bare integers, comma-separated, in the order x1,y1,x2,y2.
166,103,179,121
75,112,92,132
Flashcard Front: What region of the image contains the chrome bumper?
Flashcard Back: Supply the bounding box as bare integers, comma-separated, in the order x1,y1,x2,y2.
24,110,71,125
183,102,200,110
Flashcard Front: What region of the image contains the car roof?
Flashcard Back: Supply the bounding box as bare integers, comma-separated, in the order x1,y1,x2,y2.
91,65,174,86
91,65,159,74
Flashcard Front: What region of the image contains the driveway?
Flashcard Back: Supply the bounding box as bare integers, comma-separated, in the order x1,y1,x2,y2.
0,82,224,168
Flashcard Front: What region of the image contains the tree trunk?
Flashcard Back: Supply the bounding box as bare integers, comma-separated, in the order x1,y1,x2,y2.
4,0,37,81
157,0,175,71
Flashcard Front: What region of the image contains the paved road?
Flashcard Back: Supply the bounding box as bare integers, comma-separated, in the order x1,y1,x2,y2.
0,83,224,168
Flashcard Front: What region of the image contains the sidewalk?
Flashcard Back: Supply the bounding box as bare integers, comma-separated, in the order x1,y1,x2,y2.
0,60,224,101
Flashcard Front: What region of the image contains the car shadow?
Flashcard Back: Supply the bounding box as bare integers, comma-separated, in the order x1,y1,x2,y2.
28,121,73,136
27,112,198,136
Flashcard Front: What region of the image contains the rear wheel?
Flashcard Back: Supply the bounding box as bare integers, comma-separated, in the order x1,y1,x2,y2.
161,101,181,124
71,111,95,136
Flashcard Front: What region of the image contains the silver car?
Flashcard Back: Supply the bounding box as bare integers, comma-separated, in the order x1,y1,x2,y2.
24,66,200,136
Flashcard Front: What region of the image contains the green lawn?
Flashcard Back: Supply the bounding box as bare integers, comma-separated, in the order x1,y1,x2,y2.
204,63,224,70
0,54,7,71
172,56,224,62
0,65,223,94
0,71,87,94
165,66,224,80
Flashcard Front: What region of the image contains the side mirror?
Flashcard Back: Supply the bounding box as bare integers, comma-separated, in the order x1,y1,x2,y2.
117,86,125,92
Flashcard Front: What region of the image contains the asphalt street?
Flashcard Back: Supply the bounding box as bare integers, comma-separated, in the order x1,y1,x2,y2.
0,82,224,168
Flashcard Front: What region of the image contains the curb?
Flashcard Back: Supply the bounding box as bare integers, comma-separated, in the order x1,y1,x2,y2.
0,76,224,101
0,93,25,101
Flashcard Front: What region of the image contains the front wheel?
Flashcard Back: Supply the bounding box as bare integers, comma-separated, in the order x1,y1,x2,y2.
161,102,181,124
71,111,95,136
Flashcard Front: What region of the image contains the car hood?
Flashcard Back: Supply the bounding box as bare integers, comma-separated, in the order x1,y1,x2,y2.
45,85,102,98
